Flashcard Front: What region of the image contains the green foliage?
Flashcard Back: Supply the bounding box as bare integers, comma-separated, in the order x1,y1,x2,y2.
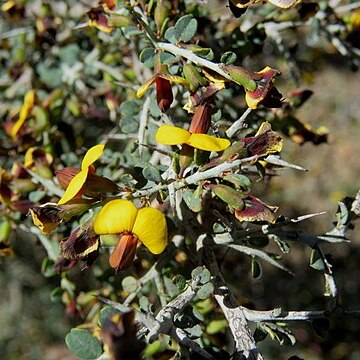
65,329,103,360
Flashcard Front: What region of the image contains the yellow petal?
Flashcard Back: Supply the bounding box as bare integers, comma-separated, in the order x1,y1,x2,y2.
132,207,167,254
136,76,157,99
245,92,260,109
11,90,35,138
187,134,230,152
94,199,138,235
155,125,191,145
58,170,88,205
158,74,188,84
81,144,105,170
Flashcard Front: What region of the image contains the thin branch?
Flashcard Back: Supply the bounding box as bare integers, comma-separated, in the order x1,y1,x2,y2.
156,42,235,81
201,245,263,360
226,108,252,138
138,97,150,157
243,307,360,322
131,155,259,198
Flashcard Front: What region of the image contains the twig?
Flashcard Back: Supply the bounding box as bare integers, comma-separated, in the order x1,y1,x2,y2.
169,327,213,360
243,308,360,322
156,42,236,82
138,97,150,157
200,244,263,360
226,108,252,138
131,155,259,198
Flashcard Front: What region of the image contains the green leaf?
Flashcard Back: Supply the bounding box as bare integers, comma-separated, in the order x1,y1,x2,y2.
0,221,11,242
142,165,162,183
211,184,245,210
144,340,164,357
310,248,325,271
223,174,251,188
164,26,177,43
197,282,214,300
183,185,202,212
139,47,156,67
172,274,187,291
185,324,202,339
206,319,228,335
174,15,198,43
121,116,139,133
220,51,237,65
192,266,211,284
122,26,143,36
139,296,151,313
120,100,140,117
159,51,177,64
122,276,138,293
65,329,102,360
98,306,120,328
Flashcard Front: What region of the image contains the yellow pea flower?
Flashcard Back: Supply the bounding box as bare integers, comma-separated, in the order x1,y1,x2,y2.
58,144,105,205
94,199,167,272
155,124,230,152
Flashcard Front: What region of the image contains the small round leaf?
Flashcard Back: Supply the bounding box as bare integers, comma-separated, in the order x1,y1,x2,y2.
65,329,102,360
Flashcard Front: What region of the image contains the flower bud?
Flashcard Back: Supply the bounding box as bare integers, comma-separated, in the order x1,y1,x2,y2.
155,77,173,112
189,102,213,134
109,234,138,272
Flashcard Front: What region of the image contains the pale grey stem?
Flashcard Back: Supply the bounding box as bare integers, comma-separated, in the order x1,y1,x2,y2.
147,278,203,341
226,108,252,138
243,308,360,322
170,327,213,360
138,97,150,157
202,246,264,360
154,272,168,307
131,155,258,198
156,42,232,80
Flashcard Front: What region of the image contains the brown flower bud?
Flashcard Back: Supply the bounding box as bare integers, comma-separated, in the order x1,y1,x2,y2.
188,102,213,134
109,233,138,272
155,77,173,112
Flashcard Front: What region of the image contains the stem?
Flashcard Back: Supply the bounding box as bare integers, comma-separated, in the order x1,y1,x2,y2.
243,308,360,322
138,97,150,157
202,246,263,359
226,108,252,138
131,155,259,198
157,42,255,89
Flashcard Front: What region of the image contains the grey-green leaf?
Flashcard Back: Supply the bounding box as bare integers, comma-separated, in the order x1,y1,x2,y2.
139,47,156,67
122,276,138,293
142,165,162,183
221,51,237,65
65,329,102,360
174,15,198,43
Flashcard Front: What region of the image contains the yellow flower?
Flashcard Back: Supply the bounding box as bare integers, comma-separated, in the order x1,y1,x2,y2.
155,124,230,152
11,90,35,138
94,199,167,271
58,144,105,205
